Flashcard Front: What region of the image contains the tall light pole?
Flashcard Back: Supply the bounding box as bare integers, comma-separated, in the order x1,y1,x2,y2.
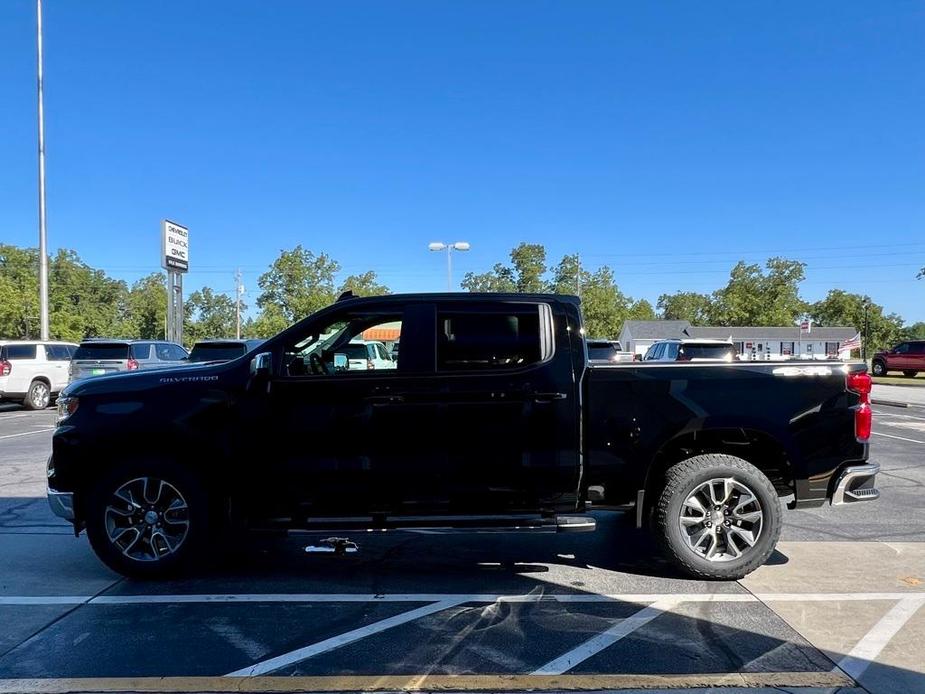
36,0,50,340
428,241,470,291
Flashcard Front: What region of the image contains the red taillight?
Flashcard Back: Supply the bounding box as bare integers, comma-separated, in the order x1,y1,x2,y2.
847,371,872,396
847,371,873,441
127,358,139,371
0,360,10,377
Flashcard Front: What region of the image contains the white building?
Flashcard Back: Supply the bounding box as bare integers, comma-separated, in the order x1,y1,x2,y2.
618,320,858,361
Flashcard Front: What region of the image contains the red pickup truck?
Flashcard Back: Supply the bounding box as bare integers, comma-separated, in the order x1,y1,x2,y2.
871,340,925,377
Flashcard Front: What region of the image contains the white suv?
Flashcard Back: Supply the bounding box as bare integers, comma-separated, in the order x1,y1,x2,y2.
0,341,78,409
341,340,397,371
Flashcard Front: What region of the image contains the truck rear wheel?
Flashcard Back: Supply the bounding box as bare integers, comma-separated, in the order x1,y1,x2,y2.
85,461,208,578
903,370,918,378
655,454,782,580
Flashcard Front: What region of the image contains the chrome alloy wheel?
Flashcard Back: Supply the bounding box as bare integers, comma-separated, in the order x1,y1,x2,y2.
31,382,50,408
104,477,190,562
678,477,763,562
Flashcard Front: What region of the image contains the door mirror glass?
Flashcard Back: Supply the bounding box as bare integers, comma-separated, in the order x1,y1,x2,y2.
250,352,272,377
333,353,349,372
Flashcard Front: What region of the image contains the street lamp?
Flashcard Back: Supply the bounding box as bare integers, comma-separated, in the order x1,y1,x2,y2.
428,241,470,291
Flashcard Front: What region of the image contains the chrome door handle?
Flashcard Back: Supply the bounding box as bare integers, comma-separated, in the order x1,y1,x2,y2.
533,392,567,403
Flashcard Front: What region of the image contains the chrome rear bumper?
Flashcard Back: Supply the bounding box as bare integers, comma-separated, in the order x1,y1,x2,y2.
831,463,881,505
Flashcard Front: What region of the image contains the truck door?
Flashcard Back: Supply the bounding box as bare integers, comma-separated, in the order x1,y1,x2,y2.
252,301,443,517
434,300,580,512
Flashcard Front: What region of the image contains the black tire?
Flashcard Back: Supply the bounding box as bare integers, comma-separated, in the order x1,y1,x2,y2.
654,454,782,580
871,360,887,377
23,380,51,410
85,460,209,579
903,371,918,378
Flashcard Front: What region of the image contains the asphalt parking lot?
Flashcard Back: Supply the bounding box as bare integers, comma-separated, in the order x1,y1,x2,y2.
0,389,923,694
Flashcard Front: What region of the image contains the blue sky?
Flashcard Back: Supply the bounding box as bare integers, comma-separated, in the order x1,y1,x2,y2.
1,1,923,322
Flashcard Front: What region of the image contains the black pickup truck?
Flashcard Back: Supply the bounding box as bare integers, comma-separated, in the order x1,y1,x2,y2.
48,293,879,580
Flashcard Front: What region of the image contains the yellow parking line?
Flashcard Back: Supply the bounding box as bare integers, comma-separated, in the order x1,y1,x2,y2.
0,672,853,693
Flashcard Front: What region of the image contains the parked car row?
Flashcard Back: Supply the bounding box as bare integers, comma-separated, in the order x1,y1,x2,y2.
0,337,267,409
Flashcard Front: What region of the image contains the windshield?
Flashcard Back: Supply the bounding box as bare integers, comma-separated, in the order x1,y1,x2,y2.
73,343,129,360
188,343,247,362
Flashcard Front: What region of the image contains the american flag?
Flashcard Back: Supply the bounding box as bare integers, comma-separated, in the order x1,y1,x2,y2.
840,332,862,352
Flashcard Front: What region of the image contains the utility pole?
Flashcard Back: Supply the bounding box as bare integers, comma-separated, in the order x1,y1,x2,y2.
576,253,581,297
234,267,243,339
36,0,49,340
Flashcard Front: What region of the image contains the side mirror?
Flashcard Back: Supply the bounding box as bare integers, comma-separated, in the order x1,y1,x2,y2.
333,353,348,372
249,352,272,378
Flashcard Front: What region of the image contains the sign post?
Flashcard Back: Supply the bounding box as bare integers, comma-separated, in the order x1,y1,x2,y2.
161,220,189,344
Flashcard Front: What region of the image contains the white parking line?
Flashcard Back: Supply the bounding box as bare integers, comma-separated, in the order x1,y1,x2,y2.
871,431,925,445
0,428,54,441
225,598,464,676
0,591,920,606
532,598,677,675
836,596,925,681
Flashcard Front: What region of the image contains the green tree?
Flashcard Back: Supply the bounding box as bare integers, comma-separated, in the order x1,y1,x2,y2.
185,287,239,345
551,254,591,295
0,244,40,338
245,304,289,339
627,298,656,321
809,290,905,354
710,258,807,326
905,321,925,340
126,273,167,339
657,291,713,324
338,271,389,297
256,245,340,322
48,250,129,341
460,263,516,292
461,243,547,293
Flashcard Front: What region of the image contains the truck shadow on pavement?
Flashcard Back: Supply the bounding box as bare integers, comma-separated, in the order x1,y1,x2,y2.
2,498,923,693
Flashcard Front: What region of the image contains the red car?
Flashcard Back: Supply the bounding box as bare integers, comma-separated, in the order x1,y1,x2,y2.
871,340,925,377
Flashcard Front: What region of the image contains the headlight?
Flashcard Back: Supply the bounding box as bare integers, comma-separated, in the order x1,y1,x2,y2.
56,395,79,424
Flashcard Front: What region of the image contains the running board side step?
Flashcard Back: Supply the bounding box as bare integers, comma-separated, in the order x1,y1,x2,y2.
285,514,596,535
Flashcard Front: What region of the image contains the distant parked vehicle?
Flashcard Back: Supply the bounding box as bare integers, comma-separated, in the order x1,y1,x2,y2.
69,339,188,382
0,341,78,409
586,339,634,364
340,340,396,371
643,338,736,363
187,339,264,364
871,340,925,378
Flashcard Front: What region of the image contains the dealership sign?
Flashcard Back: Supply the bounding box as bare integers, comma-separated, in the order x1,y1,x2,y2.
161,219,189,272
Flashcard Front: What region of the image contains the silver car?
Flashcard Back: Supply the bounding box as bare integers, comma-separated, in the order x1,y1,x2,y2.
69,339,188,382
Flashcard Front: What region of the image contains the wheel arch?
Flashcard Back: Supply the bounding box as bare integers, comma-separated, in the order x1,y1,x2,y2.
641,427,795,521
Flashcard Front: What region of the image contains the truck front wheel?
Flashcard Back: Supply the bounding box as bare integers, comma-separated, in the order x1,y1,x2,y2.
85,461,208,578
655,454,782,580
872,360,886,376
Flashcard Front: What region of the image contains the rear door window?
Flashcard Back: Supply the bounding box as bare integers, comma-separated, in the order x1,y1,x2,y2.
188,343,245,362
679,343,736,360
155,343,188,361
436,304,546,371
588,342,617,360
45,345,72,361
665,343,680,360
2,344,37,360
130,343,153,360
73,343,130,360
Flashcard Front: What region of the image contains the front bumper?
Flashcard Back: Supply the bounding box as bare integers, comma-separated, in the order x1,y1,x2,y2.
831,463,881,505
47,489,75,521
